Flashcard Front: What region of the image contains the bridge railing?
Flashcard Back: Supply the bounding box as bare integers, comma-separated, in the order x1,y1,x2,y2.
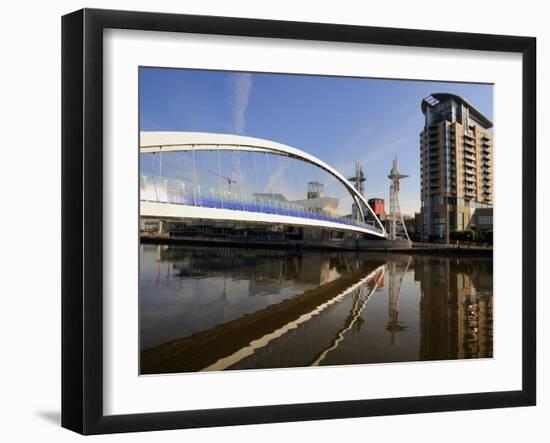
140,174,383,234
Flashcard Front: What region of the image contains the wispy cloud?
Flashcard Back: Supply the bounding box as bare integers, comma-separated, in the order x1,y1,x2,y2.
230,73,252,134
264,162,287,194
332,112,419,177
331,133,406,177
362,135,408,167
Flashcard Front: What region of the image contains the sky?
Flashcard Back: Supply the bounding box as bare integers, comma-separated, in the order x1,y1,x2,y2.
139,67,493,216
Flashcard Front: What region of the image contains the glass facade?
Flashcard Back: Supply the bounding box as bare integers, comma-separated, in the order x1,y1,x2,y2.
140,149,382,233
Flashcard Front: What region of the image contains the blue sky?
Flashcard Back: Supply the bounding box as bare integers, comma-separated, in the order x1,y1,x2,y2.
140,67,493,215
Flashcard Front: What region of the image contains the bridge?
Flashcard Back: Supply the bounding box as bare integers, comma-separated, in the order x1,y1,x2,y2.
140,132,387,239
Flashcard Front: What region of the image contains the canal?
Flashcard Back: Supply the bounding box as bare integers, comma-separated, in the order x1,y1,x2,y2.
139,244,493,374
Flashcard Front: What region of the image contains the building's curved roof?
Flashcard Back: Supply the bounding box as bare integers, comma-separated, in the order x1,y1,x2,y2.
140,131,386,235
421,93,493,129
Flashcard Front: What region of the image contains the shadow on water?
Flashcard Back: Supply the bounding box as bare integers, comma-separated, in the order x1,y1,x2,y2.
139,244,493,374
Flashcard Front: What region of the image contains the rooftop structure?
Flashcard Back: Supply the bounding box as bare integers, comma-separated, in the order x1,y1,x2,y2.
421,93,493,129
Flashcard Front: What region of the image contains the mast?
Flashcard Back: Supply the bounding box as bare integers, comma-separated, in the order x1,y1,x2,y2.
388,156,411,241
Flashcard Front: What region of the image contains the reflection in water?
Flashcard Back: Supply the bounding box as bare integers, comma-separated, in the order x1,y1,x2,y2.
139,245,493,374
386,258,411,347
416,257,493,360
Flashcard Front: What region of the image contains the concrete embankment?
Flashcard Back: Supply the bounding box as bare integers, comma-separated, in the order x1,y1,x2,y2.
140,234,413,251
412,246,492,256
140,234,491,255
344,238,412,250
359,244,492,256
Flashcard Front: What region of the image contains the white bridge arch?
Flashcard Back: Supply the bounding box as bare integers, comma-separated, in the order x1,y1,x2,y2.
140,132,387,238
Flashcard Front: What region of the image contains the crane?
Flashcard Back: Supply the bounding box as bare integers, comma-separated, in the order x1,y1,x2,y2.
208,169,237,190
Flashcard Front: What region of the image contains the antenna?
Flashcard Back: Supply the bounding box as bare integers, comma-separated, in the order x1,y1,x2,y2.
387,157,411,241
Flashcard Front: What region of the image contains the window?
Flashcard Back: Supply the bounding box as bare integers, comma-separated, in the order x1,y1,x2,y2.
478,215,493,225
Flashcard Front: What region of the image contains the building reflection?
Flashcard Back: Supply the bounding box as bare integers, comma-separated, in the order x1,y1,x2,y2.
152,244,387,296
413,256,493,360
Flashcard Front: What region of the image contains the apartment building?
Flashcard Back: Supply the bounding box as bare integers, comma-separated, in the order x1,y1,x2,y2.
420,93,493,242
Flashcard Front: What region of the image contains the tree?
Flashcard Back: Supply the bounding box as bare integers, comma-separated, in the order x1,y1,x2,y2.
450,229,480,243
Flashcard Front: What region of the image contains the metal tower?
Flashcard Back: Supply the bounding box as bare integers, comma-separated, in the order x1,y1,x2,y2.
387,156,411,241
348,160,366,196
348,160,366,221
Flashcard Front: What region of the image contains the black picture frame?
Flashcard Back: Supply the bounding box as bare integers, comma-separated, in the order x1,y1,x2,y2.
62,8,537,435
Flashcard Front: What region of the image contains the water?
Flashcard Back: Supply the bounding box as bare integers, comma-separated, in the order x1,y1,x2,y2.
139,244,493,374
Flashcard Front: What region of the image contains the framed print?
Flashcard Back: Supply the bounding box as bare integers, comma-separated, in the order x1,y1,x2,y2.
61,8,536,435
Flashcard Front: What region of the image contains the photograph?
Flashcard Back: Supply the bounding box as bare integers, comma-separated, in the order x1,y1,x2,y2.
0,0,542,439
138,68,494,375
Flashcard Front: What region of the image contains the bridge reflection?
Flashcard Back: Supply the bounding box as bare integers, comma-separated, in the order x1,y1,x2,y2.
140,245,493,374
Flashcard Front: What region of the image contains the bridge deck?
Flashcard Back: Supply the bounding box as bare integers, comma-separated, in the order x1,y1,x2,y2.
141,200,386,238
